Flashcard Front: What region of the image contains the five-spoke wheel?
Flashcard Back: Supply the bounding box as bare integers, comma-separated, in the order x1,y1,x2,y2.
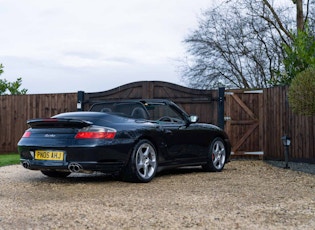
135,141,157,180
202,137,226,172
122,139,158,183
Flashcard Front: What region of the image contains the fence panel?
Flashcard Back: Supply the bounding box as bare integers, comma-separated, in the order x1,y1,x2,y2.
263,86,315,163
0,93,77,153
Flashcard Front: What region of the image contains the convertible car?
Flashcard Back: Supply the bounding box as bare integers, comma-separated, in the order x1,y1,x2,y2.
18,99,231,182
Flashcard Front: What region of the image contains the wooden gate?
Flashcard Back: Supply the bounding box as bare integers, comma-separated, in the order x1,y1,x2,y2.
225,90,264,156
80,82,264,157
80,81,219,124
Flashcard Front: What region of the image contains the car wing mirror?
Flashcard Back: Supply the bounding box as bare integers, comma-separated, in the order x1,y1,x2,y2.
189,115,199,123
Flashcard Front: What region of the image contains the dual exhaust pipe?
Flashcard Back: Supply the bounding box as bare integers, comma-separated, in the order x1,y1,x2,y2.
68,162,83,173
22,160,84,173
22,160,31,169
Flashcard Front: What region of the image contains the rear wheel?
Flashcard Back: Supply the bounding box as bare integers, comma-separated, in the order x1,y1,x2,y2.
41,170,71,178
202,137,226,172
122,139,158,183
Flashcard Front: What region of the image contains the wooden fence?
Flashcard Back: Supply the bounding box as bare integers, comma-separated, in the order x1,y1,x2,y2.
0,82,314,163
0,93,77,153
263,86,315,163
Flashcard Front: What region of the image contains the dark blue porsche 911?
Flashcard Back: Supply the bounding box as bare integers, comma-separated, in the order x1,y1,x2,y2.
18,99,231,182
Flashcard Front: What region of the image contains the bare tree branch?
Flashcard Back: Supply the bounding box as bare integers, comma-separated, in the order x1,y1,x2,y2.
261,0,294,40
181,0,314,89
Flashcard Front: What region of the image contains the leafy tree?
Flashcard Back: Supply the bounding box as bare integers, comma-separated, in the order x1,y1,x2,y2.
181,0,314,89
0,64,27,95
288,67,315,115
274,27,315,85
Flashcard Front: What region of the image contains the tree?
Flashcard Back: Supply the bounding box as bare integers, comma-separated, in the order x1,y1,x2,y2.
274,27,315,85
181,0,314,89
263,0,315,85
288,67,315,116
0,64,28,95
292,0,306,30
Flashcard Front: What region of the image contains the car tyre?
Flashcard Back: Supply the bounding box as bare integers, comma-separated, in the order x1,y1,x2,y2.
41,170,71,178
122,139,158,183
202,137,226,172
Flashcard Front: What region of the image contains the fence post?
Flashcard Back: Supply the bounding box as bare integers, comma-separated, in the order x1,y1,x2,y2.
217,87,225,129
77,91,85,111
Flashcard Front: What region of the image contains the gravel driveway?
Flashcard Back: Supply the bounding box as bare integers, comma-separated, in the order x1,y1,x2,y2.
0,160,314,230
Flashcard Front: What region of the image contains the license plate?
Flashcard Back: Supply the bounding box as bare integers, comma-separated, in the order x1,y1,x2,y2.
35,150,64,161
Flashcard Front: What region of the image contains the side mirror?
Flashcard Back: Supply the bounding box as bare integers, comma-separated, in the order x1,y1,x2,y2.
189,115,199,123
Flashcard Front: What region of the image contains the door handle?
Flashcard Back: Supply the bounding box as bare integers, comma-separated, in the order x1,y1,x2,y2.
164,129,172,135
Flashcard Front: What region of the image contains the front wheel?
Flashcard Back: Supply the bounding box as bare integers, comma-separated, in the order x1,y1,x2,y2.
202,137,226,172
122,139,158,183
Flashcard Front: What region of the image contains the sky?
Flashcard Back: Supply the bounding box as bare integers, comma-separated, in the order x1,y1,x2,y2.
0,0,215,94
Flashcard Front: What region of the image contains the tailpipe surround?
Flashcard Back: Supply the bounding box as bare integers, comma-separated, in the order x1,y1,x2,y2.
68,162,83,173
22,160,31,169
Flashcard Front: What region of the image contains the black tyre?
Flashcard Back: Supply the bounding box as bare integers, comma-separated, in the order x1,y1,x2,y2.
41,170,71,178
122,139,158,183
202,137,226,172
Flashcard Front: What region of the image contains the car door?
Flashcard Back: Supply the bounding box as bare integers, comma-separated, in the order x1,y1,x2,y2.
146,101,208,163
154,107,205,163
161,121,208,162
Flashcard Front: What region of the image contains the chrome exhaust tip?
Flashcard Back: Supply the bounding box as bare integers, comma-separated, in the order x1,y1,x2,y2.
68,162,83,173
22,160,31,169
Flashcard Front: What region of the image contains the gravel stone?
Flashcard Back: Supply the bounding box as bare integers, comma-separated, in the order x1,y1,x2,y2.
0,160,314,229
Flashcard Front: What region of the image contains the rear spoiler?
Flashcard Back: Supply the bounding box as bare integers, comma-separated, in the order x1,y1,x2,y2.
27,118,93,128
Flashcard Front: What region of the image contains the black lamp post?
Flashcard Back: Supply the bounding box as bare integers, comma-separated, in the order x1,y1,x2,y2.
281,135,291,169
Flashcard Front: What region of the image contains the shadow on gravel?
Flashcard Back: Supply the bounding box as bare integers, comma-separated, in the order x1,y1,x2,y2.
26,172,117,184
265,160,315,175
22,160,315,185
156,166,205,177
26,166,211,184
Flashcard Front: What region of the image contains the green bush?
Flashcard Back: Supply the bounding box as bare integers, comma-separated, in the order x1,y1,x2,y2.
288,68,315,116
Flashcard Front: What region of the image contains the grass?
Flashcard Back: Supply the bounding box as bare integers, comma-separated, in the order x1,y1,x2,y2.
0,153,20,167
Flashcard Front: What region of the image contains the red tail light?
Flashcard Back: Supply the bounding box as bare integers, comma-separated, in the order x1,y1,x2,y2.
22,131,31,138
75,126,116,139
75,131,116,139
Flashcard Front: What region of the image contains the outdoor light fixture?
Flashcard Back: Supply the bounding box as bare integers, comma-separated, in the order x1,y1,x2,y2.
77,101,82,110
281,135,291,169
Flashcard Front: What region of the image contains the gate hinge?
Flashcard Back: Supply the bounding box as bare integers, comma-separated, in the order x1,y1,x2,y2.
224,116,231,121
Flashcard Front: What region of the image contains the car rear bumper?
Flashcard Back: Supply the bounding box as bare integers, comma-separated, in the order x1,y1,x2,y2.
18,141,134,174
20,159,125,173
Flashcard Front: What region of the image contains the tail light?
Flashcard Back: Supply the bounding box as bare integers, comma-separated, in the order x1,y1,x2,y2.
22,131,31,138
75,126,116,139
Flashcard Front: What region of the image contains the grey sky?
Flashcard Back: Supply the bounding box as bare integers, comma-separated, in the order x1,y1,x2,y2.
0,0,214,94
